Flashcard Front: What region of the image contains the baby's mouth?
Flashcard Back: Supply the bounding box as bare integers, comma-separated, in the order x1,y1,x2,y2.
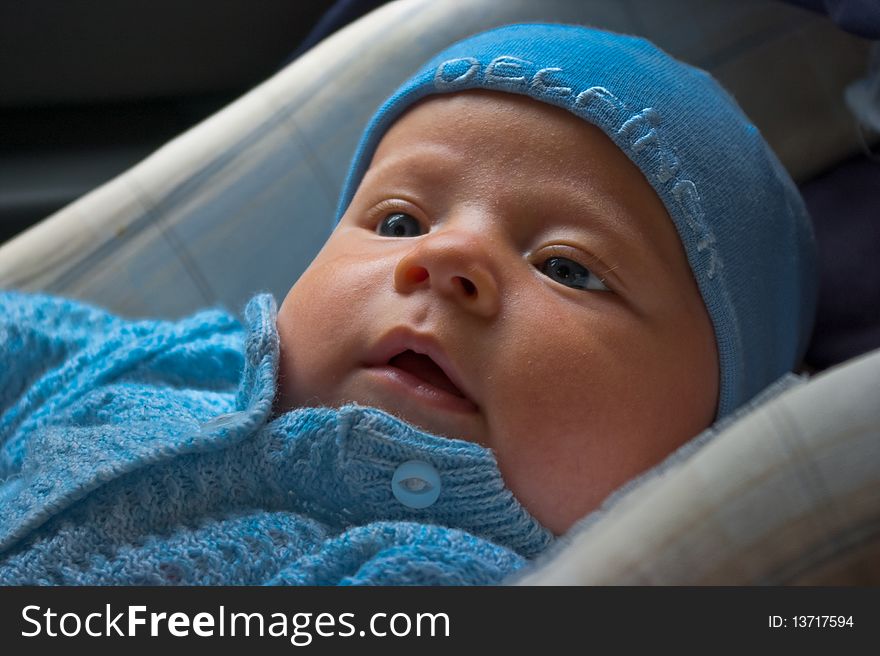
387,350,467,399
363,329,479,416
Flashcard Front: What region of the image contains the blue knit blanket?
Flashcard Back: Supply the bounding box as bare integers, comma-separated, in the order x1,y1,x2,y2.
0,291,552,585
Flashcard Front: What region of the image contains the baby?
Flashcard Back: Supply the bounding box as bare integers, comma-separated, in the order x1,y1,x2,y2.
0,24,816,585
272,23,816,533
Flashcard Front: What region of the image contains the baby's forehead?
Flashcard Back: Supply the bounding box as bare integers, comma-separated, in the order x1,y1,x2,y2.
355,90,690,283
369,90,672,225
371,91,630,184
378,90,596,150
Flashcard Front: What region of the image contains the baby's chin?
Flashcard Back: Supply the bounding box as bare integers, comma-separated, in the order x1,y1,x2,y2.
281,383,486,447
343,390,484,445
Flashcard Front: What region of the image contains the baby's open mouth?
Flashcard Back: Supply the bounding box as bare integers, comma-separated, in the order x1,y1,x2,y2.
387,350,467,399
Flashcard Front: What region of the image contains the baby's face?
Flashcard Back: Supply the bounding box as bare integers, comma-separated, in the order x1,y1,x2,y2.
276,90,718,533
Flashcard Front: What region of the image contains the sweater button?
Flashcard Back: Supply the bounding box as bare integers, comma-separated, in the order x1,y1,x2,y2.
391,460,441,509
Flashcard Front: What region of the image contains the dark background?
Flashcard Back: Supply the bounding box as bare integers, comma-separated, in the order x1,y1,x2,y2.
0,0,390,245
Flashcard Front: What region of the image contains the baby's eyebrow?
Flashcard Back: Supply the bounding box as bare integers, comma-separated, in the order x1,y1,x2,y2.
518,177,650,251
364,144,464,185
364,145,664,275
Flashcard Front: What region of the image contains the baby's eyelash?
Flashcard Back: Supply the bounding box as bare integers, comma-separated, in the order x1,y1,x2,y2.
597,262,620,283
365,198,425,228
540,245,617,284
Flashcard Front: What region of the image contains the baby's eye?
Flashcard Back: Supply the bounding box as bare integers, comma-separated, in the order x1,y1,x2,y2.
376,212,425,238
539,256,609,291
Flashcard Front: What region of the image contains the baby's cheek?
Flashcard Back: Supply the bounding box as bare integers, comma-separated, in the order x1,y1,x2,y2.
275,275,343,408
276,249,394,410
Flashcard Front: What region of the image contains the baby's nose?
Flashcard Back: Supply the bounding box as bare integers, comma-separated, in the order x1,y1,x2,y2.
393,230,500,318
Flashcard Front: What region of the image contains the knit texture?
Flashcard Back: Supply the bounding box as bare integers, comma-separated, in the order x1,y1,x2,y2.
0,291,552,585
334,23,819,419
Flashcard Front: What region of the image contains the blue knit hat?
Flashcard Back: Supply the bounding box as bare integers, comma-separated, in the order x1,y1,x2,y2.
335,23,818,419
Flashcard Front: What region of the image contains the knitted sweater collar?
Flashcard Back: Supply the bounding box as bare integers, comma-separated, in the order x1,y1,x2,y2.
0,294,554,560
246,294,555,557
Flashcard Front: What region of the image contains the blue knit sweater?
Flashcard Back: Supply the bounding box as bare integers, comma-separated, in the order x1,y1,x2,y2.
0,291,553,585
